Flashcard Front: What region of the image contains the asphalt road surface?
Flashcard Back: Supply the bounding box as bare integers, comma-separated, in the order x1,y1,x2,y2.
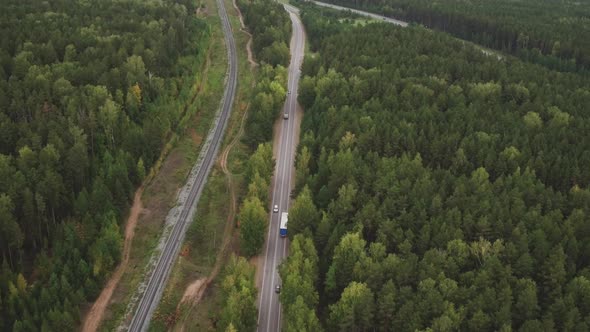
126,0,238,329
311,0,408,27
256,4,305,332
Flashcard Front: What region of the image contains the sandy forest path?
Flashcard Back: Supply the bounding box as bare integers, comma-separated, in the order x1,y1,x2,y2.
82,188,144,332
233,0,258,68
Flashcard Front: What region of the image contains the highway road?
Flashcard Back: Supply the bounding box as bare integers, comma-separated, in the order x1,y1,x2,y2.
311,0,408,27
257,4,305,332
126,0,238,329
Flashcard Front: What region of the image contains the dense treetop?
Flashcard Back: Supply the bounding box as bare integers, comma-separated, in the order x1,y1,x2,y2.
0,0,208,329
282,3,590,330
237,0,291,67
237,0,292,148
321,0,590,71
218,256,258,332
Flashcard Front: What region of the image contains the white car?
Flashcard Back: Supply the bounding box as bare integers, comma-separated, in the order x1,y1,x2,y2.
273,205,279,213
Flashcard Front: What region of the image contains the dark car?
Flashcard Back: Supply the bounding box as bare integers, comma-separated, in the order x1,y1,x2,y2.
275,285,281,293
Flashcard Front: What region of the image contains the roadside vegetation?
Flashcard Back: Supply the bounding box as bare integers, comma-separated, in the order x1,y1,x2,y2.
237,0,292,148
281,3,590,330
239,143,275,257
238,0,292,67
184,0,296,330
218,256,258,331
232,0,291,259
316,0,590,72
216,0,292,329
0,0,213,329
144,0,289,329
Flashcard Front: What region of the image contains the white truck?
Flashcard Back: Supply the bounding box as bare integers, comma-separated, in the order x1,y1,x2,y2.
279,212,288,237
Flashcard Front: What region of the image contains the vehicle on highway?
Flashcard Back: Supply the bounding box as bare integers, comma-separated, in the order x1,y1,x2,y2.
284,112,289,119
280,212,288,237
273,204,279,213
275,285,281,293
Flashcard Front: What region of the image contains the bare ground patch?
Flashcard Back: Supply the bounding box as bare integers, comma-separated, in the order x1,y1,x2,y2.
180,278,208,304
232,0,258,69
82,189,145,332
196,5,210,17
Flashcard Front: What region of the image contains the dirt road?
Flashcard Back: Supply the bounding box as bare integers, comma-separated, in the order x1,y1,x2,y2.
82,188,144,332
